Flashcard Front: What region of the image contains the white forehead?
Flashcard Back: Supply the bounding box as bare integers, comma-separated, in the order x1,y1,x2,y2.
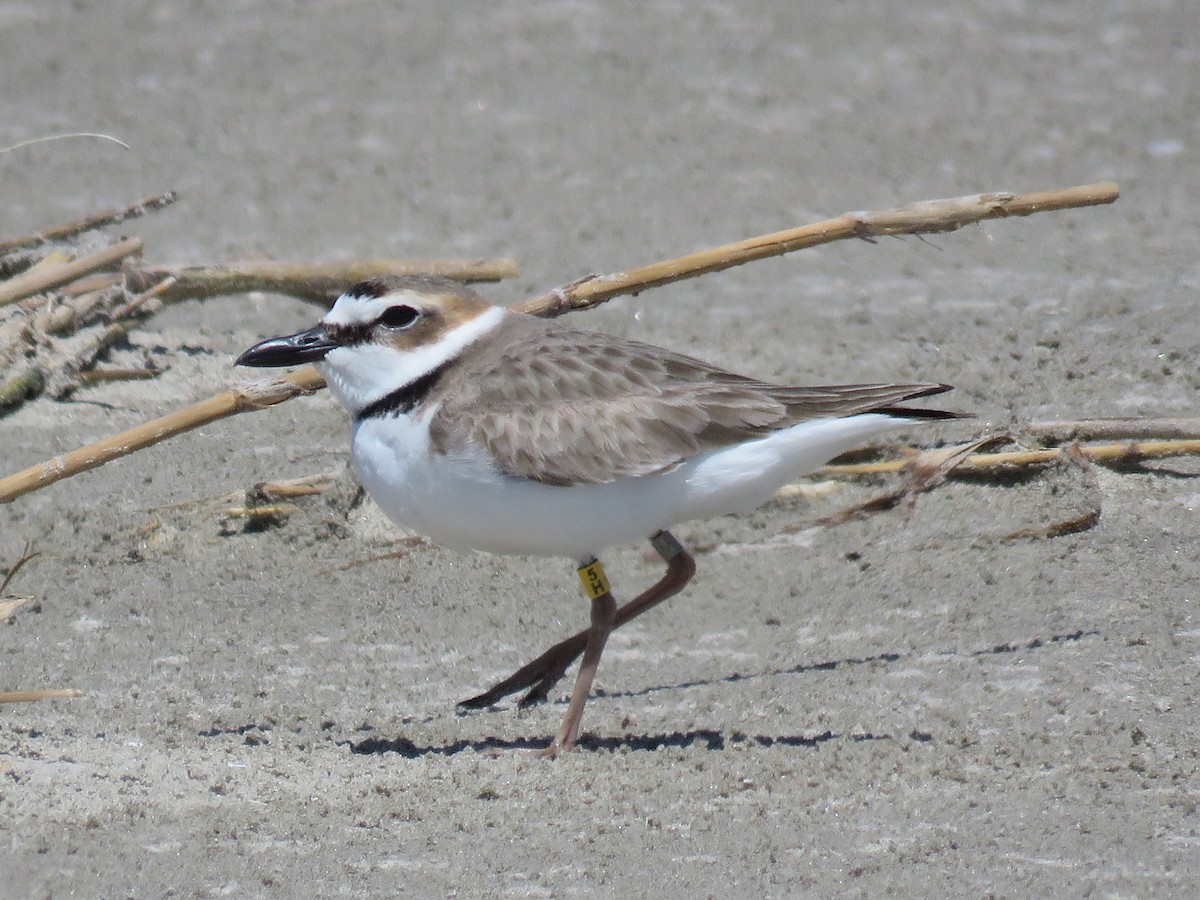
322,288,424,327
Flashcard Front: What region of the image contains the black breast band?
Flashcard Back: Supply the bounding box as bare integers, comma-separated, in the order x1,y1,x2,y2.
354,361,451,421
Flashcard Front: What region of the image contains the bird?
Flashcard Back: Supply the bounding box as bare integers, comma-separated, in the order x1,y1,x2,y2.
236,274,960,756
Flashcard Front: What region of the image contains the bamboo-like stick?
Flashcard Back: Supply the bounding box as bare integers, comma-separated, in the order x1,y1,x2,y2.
22,249,74,273
108,273,177,320
252,471,340,498
78,367,162,384
0,191,178,254
0,367,325,503
50,322,132,399
819,438,1200,476
1026,418,1200,443
57,272,123,298
148,470,340,513
221,503,299,519
516,182,1120,316
34,285,118,335
0,237,142,308
0,689,81,704
123,257,521,304
0,183,1119,504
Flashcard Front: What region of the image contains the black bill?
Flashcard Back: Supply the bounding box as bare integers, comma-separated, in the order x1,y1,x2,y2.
235,325,338,367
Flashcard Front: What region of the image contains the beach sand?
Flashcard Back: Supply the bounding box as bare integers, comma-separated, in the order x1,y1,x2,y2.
3,3,1197,895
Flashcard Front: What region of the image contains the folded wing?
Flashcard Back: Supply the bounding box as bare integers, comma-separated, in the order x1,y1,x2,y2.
432,318,955,486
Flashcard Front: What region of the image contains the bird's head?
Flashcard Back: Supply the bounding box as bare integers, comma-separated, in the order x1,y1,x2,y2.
236,275,503,416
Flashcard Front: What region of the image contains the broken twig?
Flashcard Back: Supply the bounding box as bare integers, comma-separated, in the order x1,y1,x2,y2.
0,689,81,704
811,436,1012,527
517,182,1119,316
819,438,1200,476
0,237,142,308
77,367,162,384
0,367,326,502
0,191,178,255
123,257,521,305
1,542,40,595
1027,417,1200,443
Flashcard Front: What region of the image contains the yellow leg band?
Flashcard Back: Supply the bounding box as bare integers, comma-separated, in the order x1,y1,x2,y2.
577,559,611,600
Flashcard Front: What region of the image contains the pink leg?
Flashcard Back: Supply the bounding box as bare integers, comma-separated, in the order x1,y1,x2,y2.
459,531,696,711
534,588,617,758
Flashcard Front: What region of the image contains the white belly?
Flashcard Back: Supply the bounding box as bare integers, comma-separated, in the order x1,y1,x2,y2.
350,412,911,561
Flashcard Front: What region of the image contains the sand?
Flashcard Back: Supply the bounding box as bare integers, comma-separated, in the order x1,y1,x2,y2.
3,2,1198,896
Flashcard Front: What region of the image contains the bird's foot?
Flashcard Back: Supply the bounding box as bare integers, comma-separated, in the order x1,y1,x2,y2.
528,738,566,760
458,632,586,709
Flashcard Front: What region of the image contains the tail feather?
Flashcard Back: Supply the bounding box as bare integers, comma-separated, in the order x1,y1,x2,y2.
776,381,966,422
875,383,968,421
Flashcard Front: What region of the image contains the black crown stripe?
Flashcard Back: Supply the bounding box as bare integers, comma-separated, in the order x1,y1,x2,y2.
345,277,396,301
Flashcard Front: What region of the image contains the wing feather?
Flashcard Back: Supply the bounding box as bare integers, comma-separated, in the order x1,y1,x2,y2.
429,314,952,486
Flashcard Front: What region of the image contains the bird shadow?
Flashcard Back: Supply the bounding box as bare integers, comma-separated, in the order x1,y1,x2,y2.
343,628,1098,758
342,727,880,758
602,626,1098,703
1107,459,1200,480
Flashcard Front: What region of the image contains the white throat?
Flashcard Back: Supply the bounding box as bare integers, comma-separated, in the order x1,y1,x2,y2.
318,305,505,416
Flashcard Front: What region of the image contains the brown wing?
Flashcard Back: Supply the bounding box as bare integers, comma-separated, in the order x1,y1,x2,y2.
430,314,953,486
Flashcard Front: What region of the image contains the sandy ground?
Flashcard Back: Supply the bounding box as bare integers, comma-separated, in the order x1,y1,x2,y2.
3,1,1199,896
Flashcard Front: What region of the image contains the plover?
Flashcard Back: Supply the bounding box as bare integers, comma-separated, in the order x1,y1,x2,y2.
237,275,959,756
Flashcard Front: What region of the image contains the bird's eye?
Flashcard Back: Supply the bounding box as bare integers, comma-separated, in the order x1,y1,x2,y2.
378,305,419,329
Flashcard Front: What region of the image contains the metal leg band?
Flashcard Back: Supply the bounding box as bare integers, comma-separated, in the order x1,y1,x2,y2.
650,530,685,562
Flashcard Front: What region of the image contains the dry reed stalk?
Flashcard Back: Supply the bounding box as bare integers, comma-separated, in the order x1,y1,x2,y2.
1026,417,1200,443
221,503,300,519
22,249,74,273
33,284,119,335
107,274,177,321
78,368,162,384
516,182,1119,316
146,470,340,514
806,436,1010,527
123,257,521,304
0,238,143,308
0,689,81,704
819,438,1200,476
0,366,326,503
49,322,133,399
252,471,341,499
0,191,178,254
